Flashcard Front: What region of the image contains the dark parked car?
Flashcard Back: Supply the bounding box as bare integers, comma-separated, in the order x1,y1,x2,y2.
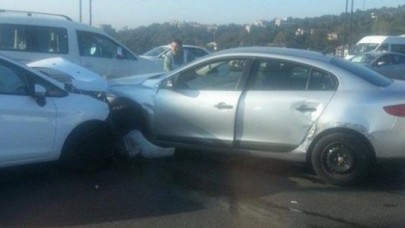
350,52,405,80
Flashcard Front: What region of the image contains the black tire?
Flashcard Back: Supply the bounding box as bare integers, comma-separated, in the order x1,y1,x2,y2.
60,122,115,173
311,133,373,186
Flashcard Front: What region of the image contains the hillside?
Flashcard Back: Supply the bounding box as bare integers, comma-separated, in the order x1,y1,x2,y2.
102,5,405,55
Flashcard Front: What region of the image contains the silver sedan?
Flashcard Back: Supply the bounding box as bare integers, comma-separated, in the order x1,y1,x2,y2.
108,47,405,186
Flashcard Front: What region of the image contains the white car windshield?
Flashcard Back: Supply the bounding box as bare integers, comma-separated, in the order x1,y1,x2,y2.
349,43,379,56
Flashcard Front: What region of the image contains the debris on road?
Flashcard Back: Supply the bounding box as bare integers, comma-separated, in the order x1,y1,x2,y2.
123,130,175,158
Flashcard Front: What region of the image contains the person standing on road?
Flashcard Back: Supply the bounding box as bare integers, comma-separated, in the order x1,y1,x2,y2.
163,39,194,72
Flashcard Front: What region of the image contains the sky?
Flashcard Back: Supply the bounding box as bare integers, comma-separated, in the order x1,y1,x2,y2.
2,0,404,29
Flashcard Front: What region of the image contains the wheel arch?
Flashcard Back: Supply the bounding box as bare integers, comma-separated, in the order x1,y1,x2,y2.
58,118,115,171
108,96,151,137
61,119,111,156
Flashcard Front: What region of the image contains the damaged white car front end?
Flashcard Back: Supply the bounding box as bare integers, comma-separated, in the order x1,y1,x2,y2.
28,57,109,101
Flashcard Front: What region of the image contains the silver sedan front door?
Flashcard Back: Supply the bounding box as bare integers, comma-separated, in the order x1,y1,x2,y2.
153,58,249,147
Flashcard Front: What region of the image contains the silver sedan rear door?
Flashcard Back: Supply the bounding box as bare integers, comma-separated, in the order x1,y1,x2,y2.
236,58,337,151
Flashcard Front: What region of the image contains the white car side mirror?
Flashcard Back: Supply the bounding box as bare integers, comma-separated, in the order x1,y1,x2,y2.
34,84,47,106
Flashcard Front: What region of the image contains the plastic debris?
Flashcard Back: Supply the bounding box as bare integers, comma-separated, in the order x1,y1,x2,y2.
123,130,175,158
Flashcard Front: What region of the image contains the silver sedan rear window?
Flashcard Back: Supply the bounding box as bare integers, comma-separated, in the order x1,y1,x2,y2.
331,57,392,87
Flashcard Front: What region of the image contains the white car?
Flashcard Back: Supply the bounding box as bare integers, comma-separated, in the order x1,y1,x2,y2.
0,9,162,78
0,54,111,169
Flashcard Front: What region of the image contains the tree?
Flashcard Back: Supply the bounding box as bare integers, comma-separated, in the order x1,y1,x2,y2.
105,5,405,55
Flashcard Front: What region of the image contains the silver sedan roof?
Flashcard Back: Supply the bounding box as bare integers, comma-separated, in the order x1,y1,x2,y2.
212,47,334,63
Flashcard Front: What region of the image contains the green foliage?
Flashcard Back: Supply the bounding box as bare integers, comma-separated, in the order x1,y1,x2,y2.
102,5,405,54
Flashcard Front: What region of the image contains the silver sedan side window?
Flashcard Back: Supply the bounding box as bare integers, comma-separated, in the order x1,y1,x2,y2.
174,58,247,91
251,59,308,90
307,69,337,91
250,59,336,91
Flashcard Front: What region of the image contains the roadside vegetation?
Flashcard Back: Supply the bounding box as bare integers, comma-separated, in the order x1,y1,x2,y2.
102,5,405,55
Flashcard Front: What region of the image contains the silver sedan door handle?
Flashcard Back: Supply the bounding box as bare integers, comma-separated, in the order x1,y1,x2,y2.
214,102,233,110
296,105,317,112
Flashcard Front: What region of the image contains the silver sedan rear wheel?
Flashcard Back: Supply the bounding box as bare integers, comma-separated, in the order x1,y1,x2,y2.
311,133,372,186
323,143,355,174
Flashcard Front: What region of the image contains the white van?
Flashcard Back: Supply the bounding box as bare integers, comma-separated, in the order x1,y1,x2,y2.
345,35,405,59
0,10,163,78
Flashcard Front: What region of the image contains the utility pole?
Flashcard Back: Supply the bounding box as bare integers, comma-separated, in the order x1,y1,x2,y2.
89,0,92,25
344,0,349,47
79,0,92,25
79,0,82,22
349,0,354,47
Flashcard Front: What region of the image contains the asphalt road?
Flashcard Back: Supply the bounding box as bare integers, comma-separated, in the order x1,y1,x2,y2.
0,150,404,227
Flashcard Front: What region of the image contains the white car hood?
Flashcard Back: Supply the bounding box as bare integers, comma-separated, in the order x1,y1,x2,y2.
28,57,108,92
